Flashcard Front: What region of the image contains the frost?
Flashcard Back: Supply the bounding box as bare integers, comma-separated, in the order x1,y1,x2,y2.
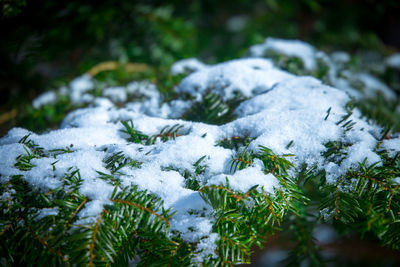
320,208,335,221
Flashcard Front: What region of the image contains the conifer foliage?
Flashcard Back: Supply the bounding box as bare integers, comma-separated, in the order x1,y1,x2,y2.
1,38,400,266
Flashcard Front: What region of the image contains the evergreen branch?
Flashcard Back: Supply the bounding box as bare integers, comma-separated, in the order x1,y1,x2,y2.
334,177,343,220
264,194,279,219
217,135,254,150
3,38,400,266
229,145,254,173
183,92,234,125
104,151,142,174
111,199,170,225
351,172,393,193
120,120,148,144
387,187,399,211
64,198,88,230
111,230,138,264
0,224,12,236
167,242,182,267
200,184,251,202
146,124,184,145
27,225,67,261
89,212,105,267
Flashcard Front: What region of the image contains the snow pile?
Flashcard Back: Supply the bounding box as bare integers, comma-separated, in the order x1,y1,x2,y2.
2,38,400,263
249,37,318,70
249,37,399,101
175,58,294,101
31,74,166,112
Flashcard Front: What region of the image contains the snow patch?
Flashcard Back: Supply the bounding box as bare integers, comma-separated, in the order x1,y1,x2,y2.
249,37,317,70
387,53,400,69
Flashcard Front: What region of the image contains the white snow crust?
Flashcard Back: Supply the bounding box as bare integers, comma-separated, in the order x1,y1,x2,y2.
176,58,294,101
249,37,317,70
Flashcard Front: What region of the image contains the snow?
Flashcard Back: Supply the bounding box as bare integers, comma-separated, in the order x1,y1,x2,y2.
330,51,350,64
0,143,26,177
393,177,400,185
119,164,191,208
69,74,95,104
387,53,400,69
32,91,57,109
249,37,317,70
169,211,214,242
126,81,159,98
176,58,294,101
249,37,398,102
207,163,279,192
1,37,399,263
103,86,127,102
193,233,219,262
35,207,59,220
171,58,209,75
381,137,400,158
34,127,124,149
32,74,96,107
331,77,363,99
31,76,164,117
357,72,397,100
222,76,382,183
23,157,64,190
0,127,32,145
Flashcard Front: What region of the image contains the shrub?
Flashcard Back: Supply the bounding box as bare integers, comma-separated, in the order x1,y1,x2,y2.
1,38,400,266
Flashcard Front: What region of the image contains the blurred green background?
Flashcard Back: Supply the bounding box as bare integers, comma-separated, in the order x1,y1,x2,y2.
1,0,399,131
